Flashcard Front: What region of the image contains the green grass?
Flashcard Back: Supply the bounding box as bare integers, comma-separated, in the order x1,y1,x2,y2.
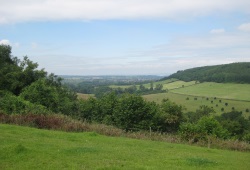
143,92,250,116
109,79,195,90
1,124,250,170
77,93,95,100
143,82,250,116
171,82,250,101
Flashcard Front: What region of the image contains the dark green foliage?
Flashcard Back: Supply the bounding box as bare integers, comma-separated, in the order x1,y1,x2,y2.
0,45,47,95
179,117,229,142
246,108,249,112
216,111,250,139
78,93,184,132
0,91,49,114
186,97,189,100
186,105,215,123
163,62,250,83
0,44,77,115
20,79,77,115
221,108,224,111
113,94,158,131
225,103,228,106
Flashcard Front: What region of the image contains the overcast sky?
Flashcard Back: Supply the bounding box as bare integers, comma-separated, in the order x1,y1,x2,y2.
0,0,250,75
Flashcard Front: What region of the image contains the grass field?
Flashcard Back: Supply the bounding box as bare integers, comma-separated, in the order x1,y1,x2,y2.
77,93,95,100
171,82,250,101
143,92,250,116
110,79,196,90
143,82,250,116
1,124,250,170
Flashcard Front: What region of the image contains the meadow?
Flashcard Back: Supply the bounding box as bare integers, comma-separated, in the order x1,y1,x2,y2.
143,81,250,116
171,82,250,101
143,92,250,116
1,124,250,170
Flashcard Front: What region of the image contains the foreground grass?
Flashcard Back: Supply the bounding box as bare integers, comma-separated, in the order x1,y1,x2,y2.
1,124,250,170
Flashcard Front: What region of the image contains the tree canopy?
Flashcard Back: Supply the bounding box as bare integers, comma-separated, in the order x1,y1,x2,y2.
162,62,250,83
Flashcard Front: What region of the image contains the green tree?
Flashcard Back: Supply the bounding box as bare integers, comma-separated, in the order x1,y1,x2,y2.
113,94,158,131
155,84,163,91
157,99,184,132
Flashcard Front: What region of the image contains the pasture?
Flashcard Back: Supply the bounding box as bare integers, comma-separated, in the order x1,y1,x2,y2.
143,81,250,116
1,124,250,170
171,82,250,101
143,92,250,116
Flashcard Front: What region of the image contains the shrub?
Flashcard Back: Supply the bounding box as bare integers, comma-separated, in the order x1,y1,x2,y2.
246,109,249,113
186,97,189,100
179,117,229,142
243,133,250,143
221,108,224,112
0,91,49,114
225,103,228,106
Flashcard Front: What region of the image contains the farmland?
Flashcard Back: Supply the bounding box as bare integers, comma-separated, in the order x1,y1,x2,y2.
1,124,250,170
81,79,250,115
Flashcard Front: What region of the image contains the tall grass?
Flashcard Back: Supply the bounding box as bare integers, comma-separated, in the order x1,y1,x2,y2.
0,112,249,151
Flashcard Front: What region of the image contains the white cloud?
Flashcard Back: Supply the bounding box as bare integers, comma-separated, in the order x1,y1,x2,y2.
238,23,250,32
0,39,11,45
0,0,250,24
210,29,225,34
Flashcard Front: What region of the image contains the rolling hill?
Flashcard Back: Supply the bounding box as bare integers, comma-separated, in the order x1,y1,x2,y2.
162,62,250,83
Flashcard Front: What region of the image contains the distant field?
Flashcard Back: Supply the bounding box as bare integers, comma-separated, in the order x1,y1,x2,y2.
110,79,196,90
171,82,250,101
1,124,250,170
77,93,94,100
143,92,250,116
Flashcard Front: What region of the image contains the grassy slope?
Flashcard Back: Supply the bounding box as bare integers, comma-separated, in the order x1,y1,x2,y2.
143,92,250,116
143,81,250,116
1,124,250,170
171,82,250,101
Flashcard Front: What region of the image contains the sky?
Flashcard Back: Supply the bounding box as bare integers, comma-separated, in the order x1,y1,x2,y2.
0,0,250,76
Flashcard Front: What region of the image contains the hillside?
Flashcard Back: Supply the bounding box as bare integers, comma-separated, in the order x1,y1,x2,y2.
1,124,250,170
162,62,250,83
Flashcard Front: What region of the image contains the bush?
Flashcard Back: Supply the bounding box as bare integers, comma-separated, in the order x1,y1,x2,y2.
216,111,250,139
243,133,250,143
179,117,229,142
0,91,49,114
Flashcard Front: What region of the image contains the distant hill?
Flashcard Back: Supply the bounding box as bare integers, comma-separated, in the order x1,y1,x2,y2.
162,62,250,83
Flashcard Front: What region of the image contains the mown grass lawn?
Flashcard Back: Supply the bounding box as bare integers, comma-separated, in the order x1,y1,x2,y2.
1,124,250,170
